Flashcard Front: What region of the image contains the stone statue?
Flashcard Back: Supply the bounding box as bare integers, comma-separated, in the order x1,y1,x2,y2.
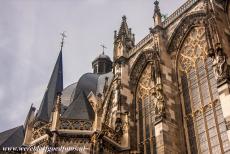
153,89,165,117
212,43,230,82
115,118,123,136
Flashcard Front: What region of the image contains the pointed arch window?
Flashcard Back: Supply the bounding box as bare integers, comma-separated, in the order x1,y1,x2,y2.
136,64,154,154
178,27,230,153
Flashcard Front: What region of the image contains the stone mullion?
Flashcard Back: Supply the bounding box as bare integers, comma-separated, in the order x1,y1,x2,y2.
180,73,196,154
148,92,155,154
136,98,141,153
195,62,213,153
187,73,202,154
204,59,225,153
142,97,147,154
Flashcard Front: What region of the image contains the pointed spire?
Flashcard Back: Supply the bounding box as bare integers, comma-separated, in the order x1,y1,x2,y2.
117,15,129,38
114,15,135,45
36,34,64,122
153,0,162,27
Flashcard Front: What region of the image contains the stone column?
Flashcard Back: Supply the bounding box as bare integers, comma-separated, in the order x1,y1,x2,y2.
51,93,61,146
211,44,230,141
218,82,230,140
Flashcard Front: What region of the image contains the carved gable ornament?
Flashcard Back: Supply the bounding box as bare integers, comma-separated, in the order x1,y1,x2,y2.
167,12,206,53
129,47,160,92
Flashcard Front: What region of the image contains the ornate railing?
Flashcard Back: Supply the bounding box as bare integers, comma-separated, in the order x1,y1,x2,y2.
162,0,199,27
59,118,93,130
128,0,199,57
32,123,51,141
102,123,121,143
129,33,152,56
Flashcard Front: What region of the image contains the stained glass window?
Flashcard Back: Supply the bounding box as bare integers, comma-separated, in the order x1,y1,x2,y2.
179,27,230,153
136,64,155,153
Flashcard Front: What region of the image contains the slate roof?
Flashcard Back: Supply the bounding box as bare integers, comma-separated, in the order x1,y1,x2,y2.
62,73,99,120
0,50,113,148
61,82,77,107
62,91,95,120
60,71,113,120
0,126,24,148
36,50,63,122
96,72,113,96
92,52,111,64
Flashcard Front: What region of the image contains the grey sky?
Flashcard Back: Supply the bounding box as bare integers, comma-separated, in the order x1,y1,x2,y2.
0,0,186,132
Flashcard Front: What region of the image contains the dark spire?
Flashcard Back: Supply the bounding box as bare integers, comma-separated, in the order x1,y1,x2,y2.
36,33,64,122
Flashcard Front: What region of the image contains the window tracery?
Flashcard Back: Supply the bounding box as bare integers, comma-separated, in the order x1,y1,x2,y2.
136,60,165,153
179,26,230,153
136,64,155,153
179,27,208,73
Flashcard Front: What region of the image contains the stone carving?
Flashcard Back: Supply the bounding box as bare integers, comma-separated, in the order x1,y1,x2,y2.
168,12,206,53
179,26,208,73
32,123,51,141
59,119,92,130
152,87,165,118
225,119,230,130
115,118,123,136
135,49,166,120
104,92,115,126
130,48,161,92
210,43,230,83
102,123,121,143
151,54,161,85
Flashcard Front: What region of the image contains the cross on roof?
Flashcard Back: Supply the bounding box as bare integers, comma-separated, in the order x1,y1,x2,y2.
100,44,107,54
60,31,67,50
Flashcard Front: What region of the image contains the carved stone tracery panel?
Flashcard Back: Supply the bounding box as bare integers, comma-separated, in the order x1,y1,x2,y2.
168,12,206,53
179,26,208,73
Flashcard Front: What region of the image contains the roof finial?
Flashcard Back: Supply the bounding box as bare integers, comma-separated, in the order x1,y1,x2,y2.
100,44,107,55
122,15,126,21
154,0,159,5
60,31,67,51
153,0,162,27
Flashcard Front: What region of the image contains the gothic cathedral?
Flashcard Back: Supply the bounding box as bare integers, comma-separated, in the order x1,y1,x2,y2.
1,0,230,154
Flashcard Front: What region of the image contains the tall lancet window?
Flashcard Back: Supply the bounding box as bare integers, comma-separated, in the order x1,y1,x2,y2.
136,64,156,154
178,26,230,153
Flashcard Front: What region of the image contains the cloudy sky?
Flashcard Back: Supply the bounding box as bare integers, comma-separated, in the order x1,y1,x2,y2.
0,0,186,132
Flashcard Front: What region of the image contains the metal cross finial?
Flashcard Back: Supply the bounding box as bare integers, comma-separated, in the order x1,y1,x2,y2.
100,44,107,54
60,31,67,51
154,0,159,5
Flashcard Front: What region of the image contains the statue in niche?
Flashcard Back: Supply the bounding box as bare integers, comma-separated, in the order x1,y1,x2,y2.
211,43,230,82
115,118,123,136
151,55,165,118
152,88,165,117
151,51,162,86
